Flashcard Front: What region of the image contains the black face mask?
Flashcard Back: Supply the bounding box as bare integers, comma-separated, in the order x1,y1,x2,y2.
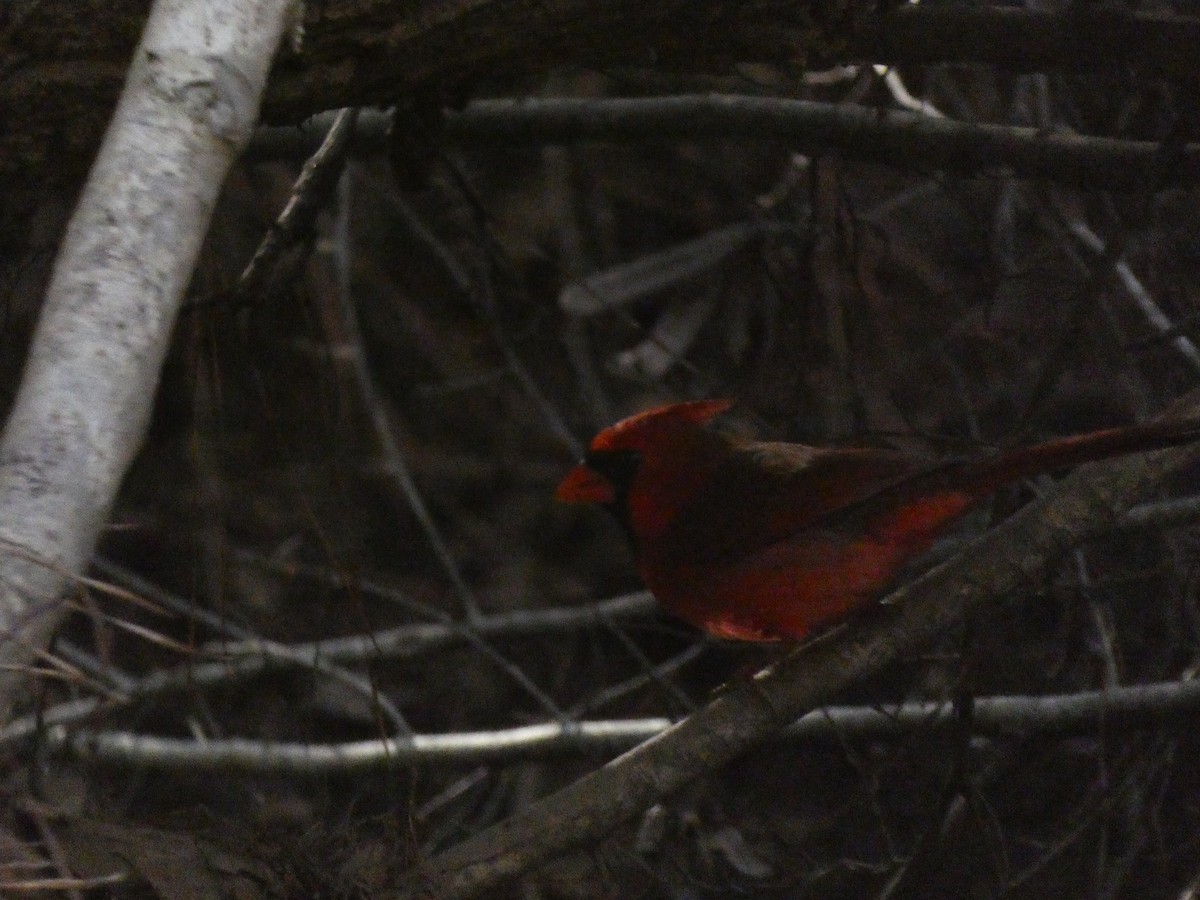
582,448,642,534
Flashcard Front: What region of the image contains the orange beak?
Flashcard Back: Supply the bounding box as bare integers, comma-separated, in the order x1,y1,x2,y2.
556,464,616,505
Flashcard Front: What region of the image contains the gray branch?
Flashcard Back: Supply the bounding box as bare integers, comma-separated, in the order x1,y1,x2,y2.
253,98,1200,190
42,677,1200,773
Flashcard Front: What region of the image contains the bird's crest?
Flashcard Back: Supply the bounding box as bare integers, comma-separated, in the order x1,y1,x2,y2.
590,399,733,452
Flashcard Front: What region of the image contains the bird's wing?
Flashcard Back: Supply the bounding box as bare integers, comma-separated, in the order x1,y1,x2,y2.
658,440,939,562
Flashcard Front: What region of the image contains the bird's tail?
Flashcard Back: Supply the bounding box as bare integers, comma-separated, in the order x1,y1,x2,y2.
964,419,1200,496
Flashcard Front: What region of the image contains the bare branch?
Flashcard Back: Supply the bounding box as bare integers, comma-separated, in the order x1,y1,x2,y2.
228,105,358,305
34,676,1200,773
254,98,1200,190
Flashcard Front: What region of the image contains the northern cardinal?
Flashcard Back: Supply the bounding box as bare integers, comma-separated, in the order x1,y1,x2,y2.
557,399,1200,641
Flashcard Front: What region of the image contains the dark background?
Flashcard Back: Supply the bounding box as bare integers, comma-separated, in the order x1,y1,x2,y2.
5,2,1200,896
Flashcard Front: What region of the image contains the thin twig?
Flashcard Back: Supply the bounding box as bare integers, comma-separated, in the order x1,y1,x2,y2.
329,164,485,621
228,107,359,306
91,557,413,736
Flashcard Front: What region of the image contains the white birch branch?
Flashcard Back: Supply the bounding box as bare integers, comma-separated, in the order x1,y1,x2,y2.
0,0,296,722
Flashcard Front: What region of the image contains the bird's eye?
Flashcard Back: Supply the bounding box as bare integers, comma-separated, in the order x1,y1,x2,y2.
585,449,642,490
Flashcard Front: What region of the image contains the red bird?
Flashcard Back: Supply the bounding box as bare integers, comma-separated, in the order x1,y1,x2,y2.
557,399,1199,642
